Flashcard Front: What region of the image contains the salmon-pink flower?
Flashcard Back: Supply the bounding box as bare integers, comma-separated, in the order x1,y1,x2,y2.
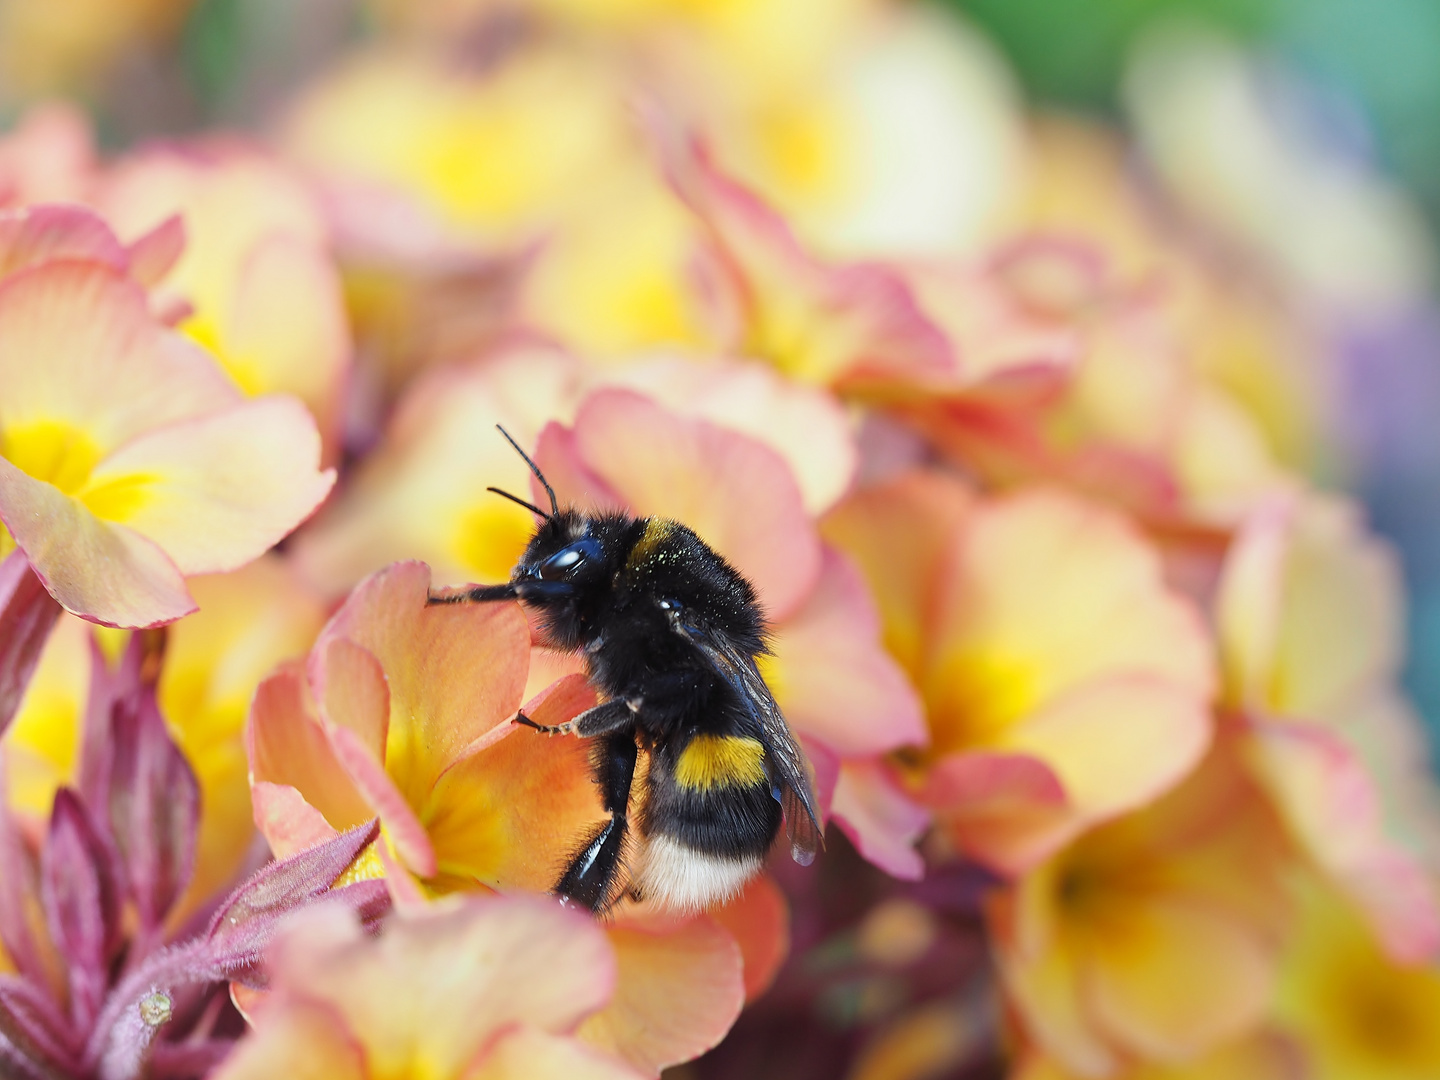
215,897,642,1080
992,748,1293,1076
824,470,1214,874
0,104,94,208
0,206,335,630
98,146,352,457
246,561,757,1074
246,560,600,895
1216,495,1440,961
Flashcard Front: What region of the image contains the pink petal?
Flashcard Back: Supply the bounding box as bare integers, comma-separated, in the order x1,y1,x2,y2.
83,395,336,575
123,214,186,288
209,1001,367,1080
472,1026,643,1080
0,261,238,452
532,421,627,515
247,666,371,837
656,130,954,388
580,914,745,1076
1246,718,1440,962
768,548,926,756
325,722,436,879
830,760,930,881
0,550,62,736
0,458,196,628
315,638,390,761
598,358,858,515
568,389,822,621
0,205,127,278
251,783,339,861
922,751,1070,876
316,562,531,798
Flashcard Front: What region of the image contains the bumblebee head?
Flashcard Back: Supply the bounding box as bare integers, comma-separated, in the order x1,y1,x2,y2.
510,511,610,601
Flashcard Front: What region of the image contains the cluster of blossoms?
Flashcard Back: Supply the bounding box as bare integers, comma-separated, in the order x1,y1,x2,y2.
2,1,1439,1078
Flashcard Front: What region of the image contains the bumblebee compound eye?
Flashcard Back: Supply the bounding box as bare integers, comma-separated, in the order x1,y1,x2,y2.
538,537,601,580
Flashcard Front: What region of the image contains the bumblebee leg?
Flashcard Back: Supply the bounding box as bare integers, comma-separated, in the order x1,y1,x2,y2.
557,731,639,912
426,583,516,605
513,697,635,737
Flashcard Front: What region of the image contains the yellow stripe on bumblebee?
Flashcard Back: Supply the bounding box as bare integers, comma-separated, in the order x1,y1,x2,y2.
675,734,768,790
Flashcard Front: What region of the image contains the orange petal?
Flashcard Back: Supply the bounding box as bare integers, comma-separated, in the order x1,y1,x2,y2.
768,548,926,756
709,873,790,1002
247,666,371,836
326,721,437,879
317,562,531,801
568,389,822,621
315,638,389,761
272,897,617,1075
210,998,366,1080
1084,899,1276,1062
470,1027,642,1080
82,396,335,575
830,760,930,881
0,458,196,628
251,782,340,860
997,920,1116,1078
993,677,1212,865
821,469,975,679
580,914,745,1075
426,724,603,895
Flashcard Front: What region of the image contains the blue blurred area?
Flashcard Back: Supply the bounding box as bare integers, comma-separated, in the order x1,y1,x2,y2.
947,0,1440,750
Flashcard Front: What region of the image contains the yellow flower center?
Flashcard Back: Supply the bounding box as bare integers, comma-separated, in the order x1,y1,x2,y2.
1,418,103,494
451,500,537,584
922,649,1038,757
0,419,153,523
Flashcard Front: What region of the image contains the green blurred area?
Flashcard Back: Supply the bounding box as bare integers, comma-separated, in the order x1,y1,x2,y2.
945,0,1440,231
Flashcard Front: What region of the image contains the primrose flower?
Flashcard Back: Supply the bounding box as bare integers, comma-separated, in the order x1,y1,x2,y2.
98,146,352,458
247,560,756,1073
992,746,1293,1076
1216,495,1440,960
1274,874,1440,1080
246,559,600,893
215,897,643,1080
825,469,1214,873
0,204,335,631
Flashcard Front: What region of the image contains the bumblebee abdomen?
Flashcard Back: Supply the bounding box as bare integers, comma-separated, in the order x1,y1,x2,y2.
632,730,782,911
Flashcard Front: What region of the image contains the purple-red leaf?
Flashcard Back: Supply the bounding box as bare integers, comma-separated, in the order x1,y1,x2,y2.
205,819,386,979
0,976,74,1076
107,687,199,934
0,551,62,739
0,773,51,992
40,790,122,1032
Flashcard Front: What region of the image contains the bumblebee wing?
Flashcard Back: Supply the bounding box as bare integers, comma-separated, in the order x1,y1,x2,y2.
675,618,823,865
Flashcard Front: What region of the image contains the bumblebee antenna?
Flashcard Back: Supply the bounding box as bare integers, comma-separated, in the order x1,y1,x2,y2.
487,485,550,520
496,424,559,517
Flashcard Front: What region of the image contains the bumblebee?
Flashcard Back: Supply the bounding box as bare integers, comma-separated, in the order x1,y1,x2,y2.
428,427,822,913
